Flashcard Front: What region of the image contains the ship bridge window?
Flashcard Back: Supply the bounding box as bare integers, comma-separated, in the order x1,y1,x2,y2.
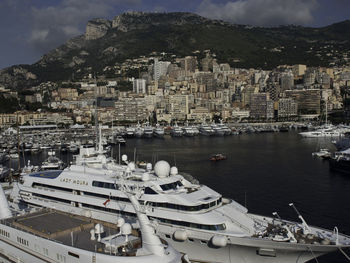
32,183,72,192
146,198,221,212
145,187,158,195
160,181,182,191
152,217,226,231
92,181,119,190
29,170,63,179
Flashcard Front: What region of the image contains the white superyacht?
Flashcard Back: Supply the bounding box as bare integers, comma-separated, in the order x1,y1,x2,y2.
10,144,350,263
0,183,186,263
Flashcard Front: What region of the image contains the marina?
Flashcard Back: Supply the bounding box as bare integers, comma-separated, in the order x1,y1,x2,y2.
0,128,347,262
0,130,349,262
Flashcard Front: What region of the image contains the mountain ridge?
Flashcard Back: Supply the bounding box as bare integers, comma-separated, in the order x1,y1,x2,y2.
1,12,349,90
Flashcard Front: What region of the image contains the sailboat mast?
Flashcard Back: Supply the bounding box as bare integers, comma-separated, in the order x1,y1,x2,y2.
94,75,98,151
325,100,328,125
16,112,20,172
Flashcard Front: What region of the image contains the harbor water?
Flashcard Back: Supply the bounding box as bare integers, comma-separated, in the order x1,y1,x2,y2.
8,131,350,263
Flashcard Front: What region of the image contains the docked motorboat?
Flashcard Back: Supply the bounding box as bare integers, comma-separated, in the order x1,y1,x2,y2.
217,120,232,135
199,122,215,136
191,126,199,136
312,148,332,159
171,122,183,137
40,150,65,171
135,123,144,138
116,136,126,145
153,124,165,138
143,123,153,138
299,125,343,138
211,123,225,136
182,126,195,137
125,127,135,138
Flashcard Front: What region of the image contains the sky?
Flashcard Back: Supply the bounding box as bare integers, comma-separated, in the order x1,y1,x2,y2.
0,0,349,69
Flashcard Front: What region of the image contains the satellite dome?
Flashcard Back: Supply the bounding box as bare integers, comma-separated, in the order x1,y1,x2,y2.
127,162,136,171
122,154,128,162
142,173,150,182
121,223,132,235
146,163,152,171
154,160,170,178
117,218,125,227
170,166,178,176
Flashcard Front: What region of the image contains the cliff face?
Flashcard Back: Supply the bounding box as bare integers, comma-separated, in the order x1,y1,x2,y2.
85,19,112,40
0,12,349,90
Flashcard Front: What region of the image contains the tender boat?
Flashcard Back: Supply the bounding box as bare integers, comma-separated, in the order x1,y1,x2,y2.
153,124,165,138
143,123,153,138
209,153,227,161
40,150,65,170
312,148,331,159
171,122,183,137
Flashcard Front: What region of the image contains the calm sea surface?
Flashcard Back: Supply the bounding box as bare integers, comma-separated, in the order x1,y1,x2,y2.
8,131,350,262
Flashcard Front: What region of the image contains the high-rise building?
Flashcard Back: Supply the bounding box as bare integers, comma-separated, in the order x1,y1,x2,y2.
132,78,146,94
167,94,189,120
114,98,148,122
250,93,274,119
265,83,280,101
285,89,321,114
278,98,298,118
280,71,294,91
180,56,197,74
153,58,170,81
304,68,316,87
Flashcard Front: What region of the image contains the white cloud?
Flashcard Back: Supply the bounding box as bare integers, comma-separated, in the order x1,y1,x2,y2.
28,0,141,52
197,0,318,26
30,29,49,42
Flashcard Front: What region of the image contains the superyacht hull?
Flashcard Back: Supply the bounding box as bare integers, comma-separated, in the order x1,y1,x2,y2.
163,237,336,263
16,196,349,263
0,240,48,263
11,163,350,263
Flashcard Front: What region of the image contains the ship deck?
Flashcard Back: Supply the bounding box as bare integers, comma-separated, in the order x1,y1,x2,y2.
4,209,141,255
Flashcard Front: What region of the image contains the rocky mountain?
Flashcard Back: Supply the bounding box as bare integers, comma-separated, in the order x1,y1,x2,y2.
1,12,349,90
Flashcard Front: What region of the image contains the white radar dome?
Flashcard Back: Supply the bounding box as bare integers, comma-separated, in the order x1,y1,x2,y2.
142,173,150,182
170,166,178,176
121,223,132,235
127,162,136,171
146,163,152,171
154,160,171,178
117,218,125,227
122,154,128,162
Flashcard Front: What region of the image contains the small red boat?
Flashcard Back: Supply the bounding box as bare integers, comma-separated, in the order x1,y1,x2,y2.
210,153,227,161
